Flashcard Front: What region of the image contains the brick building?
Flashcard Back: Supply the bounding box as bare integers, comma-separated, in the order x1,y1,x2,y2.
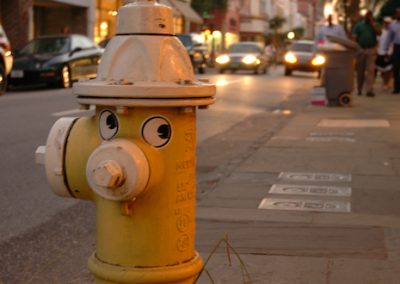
0,0,94,49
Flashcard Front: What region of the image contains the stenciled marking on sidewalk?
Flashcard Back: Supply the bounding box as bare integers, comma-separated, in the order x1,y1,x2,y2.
258,198,351,213
306,137,355,143
269,184,352,197
278,172,352,183
309,132,354,137
318,119,390,128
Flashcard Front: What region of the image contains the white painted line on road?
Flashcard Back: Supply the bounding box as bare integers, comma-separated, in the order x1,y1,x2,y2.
52,106,95,117
258,198,351,213
318,119,390,128
269,184,352,197
278,172,352,183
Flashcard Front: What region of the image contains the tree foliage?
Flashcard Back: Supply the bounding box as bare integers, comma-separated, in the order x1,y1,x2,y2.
379,0,400,19
191,0,228,16
269,16,286,33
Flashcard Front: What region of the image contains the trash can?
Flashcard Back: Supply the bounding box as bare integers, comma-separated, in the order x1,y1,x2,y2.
317,35,359,106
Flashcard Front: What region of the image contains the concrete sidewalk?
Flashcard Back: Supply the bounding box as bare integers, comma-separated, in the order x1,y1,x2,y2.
195,91,400,284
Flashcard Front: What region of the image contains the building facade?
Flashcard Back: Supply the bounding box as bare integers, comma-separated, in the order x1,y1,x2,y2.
240,0,268,45
0,0,202,50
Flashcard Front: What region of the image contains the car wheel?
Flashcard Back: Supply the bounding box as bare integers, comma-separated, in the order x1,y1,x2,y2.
59,65,71,88
0,63,7,95
284,67,292,76
197,67,205,74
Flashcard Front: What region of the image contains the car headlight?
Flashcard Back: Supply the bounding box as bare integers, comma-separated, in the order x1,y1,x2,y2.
284,52,297,64
242,55,258,65
216,55,230,64
312,54,326,66
193,52,202,60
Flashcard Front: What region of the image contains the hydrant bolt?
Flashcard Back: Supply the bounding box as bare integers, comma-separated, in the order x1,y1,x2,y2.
93,160,124,189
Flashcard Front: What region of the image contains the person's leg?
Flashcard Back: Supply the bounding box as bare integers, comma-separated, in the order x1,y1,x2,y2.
392,46,400,93
356,50,367,95
365,47,377,96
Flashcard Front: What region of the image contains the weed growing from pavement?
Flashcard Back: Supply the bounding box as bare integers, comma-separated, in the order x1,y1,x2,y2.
195,234,252,283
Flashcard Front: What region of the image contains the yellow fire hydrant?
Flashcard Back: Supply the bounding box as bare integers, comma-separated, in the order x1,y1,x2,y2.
35,0,215,283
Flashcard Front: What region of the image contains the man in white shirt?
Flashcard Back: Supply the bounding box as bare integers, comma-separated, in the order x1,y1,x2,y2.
315,15,347,44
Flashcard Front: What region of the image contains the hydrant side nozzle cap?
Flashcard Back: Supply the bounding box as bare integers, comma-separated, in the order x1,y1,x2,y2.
117,0,173,35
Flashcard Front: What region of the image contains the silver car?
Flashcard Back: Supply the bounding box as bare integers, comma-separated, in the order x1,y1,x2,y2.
0,24,13,95
283,40,325,76
215,42,269,74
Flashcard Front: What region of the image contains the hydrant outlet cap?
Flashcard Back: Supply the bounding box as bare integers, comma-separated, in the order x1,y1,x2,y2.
117,0,173,35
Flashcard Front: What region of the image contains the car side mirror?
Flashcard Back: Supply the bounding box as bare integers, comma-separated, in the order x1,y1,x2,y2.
69,47,83,56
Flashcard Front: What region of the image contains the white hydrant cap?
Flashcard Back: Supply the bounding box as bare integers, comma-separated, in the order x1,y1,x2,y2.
117,0,173,35
74,0,216,108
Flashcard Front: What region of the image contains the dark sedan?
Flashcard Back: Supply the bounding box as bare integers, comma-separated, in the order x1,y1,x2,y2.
9,34,103,88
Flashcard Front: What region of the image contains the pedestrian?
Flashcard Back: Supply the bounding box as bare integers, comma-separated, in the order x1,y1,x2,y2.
352,10,380,97
385,8,400,94
376,17,393,91
315,14,347,45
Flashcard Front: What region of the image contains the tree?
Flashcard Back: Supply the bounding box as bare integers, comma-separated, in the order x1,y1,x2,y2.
191,0,228,17
269,16,286,33
379,0,400,19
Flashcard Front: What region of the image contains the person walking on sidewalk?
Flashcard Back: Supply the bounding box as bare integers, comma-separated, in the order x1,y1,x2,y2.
315,14,347,45
352,10,379,97
385,8,400,94
376,17,393,91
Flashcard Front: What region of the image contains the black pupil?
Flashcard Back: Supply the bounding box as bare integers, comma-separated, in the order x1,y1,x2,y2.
158,124,170,139
106,114,117,130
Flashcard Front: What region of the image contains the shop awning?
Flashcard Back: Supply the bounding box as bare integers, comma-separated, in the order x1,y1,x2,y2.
161,0,203,24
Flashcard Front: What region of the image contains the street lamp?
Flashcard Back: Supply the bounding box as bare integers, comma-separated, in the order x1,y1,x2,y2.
287,31,295,40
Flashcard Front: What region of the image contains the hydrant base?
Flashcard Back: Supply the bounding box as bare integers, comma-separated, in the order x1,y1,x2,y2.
89,252,203,284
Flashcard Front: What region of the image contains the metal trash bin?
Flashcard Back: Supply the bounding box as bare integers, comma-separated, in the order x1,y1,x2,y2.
318,35,359,106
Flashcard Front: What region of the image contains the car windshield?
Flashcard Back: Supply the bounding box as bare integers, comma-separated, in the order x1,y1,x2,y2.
228,44,260,53
177,35,193,48
20,37,70,55
289,43,315,53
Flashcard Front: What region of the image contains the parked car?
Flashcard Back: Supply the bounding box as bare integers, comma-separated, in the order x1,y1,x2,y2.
98,37,110,49
0,24,13,95
283,40,325,76
215,42,269,74
9,34,103,88
177,34,209,74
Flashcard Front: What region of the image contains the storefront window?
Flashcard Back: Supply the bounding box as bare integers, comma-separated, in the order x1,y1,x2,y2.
173,16,183,34
95,0,123,43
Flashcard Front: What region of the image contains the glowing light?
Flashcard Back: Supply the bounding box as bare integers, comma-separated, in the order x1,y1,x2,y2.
5,51,11,57
215,54,230,64
312,54,326,66
324,3,333,17
242,55,257,65
204,29,211,36
212,30,222,38
284,52,297,64
287,31,295,40
108,10,118,16
216,79,229,87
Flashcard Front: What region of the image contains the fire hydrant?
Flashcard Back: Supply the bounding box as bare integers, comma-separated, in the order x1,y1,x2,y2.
35,1,215,283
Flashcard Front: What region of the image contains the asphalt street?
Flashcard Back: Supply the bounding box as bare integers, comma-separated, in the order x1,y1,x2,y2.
0,67,318,283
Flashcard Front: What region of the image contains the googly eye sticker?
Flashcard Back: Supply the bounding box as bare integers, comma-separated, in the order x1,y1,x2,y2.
142,116,172,148
99,110,119,140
